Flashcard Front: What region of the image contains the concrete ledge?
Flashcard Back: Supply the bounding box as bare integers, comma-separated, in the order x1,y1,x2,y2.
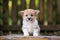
0,35,60,40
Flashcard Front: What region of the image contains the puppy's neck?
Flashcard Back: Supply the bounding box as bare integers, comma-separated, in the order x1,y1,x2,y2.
23,18,38,26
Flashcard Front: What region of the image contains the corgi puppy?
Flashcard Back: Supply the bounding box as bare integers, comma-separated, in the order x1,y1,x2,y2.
19,9,40,36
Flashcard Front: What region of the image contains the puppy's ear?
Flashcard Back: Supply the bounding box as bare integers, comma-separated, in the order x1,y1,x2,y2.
19,11,24,16
35,10,40,15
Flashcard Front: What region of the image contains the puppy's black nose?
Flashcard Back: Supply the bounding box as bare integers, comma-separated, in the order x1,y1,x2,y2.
28,18,31,20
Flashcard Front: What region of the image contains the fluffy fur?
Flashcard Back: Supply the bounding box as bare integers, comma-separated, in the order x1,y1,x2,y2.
19,9,40,36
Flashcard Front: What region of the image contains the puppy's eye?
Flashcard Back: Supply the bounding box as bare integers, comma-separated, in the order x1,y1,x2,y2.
26,15,28,16
31,14,33,16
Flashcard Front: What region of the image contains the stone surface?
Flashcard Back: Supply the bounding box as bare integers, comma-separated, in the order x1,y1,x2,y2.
0,35,60,40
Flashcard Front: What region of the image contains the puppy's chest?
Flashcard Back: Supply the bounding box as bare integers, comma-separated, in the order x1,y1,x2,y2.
25,22,36,28
25,22,36,32
23,20,37,28
23,20,38,33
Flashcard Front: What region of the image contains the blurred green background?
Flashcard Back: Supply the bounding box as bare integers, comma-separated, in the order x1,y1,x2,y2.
0,0,57,25
0,0,60,36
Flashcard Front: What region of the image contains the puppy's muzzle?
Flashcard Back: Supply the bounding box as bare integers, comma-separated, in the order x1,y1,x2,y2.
28,18,31,20
27,15,32,21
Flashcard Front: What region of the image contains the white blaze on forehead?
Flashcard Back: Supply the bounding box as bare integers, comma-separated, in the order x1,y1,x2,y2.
28,15,31,18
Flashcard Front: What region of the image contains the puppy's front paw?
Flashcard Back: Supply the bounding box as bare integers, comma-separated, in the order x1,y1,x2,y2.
23,31,29,36
33,33,39,36
24,33,29,36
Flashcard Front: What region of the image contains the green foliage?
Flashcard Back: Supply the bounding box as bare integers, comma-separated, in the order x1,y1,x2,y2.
0,0,3,5
53,0,56,26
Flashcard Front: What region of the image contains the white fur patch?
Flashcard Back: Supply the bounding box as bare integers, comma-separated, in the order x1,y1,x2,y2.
22,19,40,36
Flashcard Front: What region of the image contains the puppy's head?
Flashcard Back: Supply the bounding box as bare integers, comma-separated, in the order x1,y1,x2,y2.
19,9,40,21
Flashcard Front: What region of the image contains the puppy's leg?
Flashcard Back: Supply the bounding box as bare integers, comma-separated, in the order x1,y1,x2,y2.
23,29,29,36
33,29,39,36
